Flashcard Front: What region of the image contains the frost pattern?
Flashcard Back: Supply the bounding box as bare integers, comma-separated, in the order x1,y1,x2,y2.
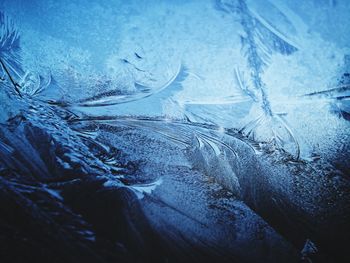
0,1,350,262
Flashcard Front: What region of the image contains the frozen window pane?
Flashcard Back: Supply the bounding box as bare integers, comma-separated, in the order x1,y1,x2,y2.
0,1,349,262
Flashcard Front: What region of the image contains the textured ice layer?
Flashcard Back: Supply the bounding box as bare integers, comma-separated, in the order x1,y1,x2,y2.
0,1,350,262
2,0,349,159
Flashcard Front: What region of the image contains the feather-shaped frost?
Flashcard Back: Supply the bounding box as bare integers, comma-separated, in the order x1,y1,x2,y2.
215,0,300,158
0,11,23,96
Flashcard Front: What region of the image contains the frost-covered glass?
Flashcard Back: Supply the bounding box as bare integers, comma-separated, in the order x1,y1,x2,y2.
0,1,349,262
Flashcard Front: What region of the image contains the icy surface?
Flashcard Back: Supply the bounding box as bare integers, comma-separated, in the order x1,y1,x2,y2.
0,0,350,262
1,0,349,159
